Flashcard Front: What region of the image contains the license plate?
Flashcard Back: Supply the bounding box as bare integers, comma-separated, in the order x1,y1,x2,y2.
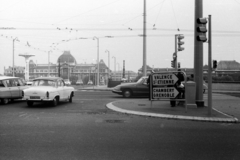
30,96,40,99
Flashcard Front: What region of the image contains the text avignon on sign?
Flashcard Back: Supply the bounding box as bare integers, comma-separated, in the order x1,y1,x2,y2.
152,73,178,86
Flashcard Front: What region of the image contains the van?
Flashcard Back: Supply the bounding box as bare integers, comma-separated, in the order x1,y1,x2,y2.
0,76,29,104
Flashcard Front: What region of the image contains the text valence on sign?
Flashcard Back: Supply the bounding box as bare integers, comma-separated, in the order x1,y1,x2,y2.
152,74,178,86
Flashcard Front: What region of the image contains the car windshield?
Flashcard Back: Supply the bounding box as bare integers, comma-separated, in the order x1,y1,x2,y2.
32,80,56,87
136,77,147,84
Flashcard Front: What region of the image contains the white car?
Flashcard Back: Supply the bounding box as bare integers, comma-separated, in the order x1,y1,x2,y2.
76,80,83,85
64,79,71,85
26,80,33,86
22,77,74,107
0,76,29,104
87,80,93,85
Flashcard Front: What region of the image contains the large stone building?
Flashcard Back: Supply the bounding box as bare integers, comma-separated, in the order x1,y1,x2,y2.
3,51,138,84
5,51,111,84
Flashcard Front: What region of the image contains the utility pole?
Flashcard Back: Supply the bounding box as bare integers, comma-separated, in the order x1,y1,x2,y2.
208,15,212,115
143,0,147,76
105,50,110,79
48,51,51,77
123,60,125,78
58,59,60,77
93,36,99,86
194,0,204,107
13,37,18,77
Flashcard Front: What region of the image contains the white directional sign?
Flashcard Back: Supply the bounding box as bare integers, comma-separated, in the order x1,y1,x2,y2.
152,73,178,86
152,87,179,99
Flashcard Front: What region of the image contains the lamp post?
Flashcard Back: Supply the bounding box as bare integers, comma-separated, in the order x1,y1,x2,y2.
117,63,120,72
13,37,19,77
93,36,99,86
105,50,110,78
112,56,116,75
48,51,52,77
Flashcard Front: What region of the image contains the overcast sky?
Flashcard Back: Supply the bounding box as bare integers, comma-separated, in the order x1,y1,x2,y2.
1,0,240,74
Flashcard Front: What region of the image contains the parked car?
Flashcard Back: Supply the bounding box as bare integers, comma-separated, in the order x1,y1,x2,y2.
22,77,74,107
64,79,71,85
26,79,33,86
87,80,93,85
76,80,83,85
112,76,208,98
0,76,29,104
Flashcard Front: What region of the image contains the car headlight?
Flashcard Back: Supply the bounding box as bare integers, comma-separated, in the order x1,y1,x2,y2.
114,85,121,91
46,92,49,98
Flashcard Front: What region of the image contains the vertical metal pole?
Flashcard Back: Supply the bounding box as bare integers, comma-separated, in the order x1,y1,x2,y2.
194,0,204,107
13,39,15,77
175,35,178,70
143,0,147,76
108,51,110,78
208,15,212,115
97,39,99,86
48,51,50,77
123,60,125,78
58,59,60,77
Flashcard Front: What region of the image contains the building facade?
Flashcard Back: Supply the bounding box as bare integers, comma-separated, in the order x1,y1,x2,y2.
4,51,112,85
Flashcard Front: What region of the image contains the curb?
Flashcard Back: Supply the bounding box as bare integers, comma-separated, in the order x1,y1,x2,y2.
106,101,238,123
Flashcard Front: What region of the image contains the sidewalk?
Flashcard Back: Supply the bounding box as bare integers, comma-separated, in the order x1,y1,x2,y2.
78,85,239,123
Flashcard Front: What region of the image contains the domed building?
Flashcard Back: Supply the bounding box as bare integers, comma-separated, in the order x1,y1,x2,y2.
27,51,110,85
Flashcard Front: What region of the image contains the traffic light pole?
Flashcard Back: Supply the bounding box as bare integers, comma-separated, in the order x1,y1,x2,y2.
208,15,212,115
175,35,178,70
194,0,204,107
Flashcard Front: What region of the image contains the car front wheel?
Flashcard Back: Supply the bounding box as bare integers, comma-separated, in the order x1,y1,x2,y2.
52,97,58,106
27,101,34,107
69,93,73,103
1,98,9,105
123,89,132,98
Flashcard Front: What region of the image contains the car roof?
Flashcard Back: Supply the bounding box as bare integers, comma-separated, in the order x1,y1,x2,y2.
33,77,63,81
0,76,20,80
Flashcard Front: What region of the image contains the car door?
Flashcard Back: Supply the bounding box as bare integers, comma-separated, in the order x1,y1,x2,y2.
0,80,11,99
17,78,28,97
57,80,65,100
7,79,20,98
135,78,149,97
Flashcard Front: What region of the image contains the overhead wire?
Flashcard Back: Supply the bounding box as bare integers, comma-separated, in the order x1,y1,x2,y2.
53,0,121,25
170,0,180,31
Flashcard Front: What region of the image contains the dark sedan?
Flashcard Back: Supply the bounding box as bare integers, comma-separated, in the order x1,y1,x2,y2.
112,77,149,98
112,76,207,98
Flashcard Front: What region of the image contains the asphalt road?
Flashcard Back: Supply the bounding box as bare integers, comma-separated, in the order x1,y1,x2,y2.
0,90,240,160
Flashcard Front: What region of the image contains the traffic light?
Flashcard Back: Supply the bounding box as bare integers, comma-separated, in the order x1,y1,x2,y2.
196,18,208,42
177,35,184,51
171,60,175,68
213,60,217,69
178,62,181,69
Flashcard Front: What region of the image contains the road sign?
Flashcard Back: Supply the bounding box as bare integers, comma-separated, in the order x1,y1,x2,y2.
152,87,179,99
152,73,178,86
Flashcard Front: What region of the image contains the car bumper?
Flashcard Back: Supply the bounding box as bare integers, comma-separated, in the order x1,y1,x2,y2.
112,89,122,95
22,97,53,102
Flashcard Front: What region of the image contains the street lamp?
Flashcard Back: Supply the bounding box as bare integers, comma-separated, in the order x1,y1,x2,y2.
112,56,116,75
105,50,110,78
117,63,120,72
48,50,52,77
93,36,99,86
13,37,19,77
